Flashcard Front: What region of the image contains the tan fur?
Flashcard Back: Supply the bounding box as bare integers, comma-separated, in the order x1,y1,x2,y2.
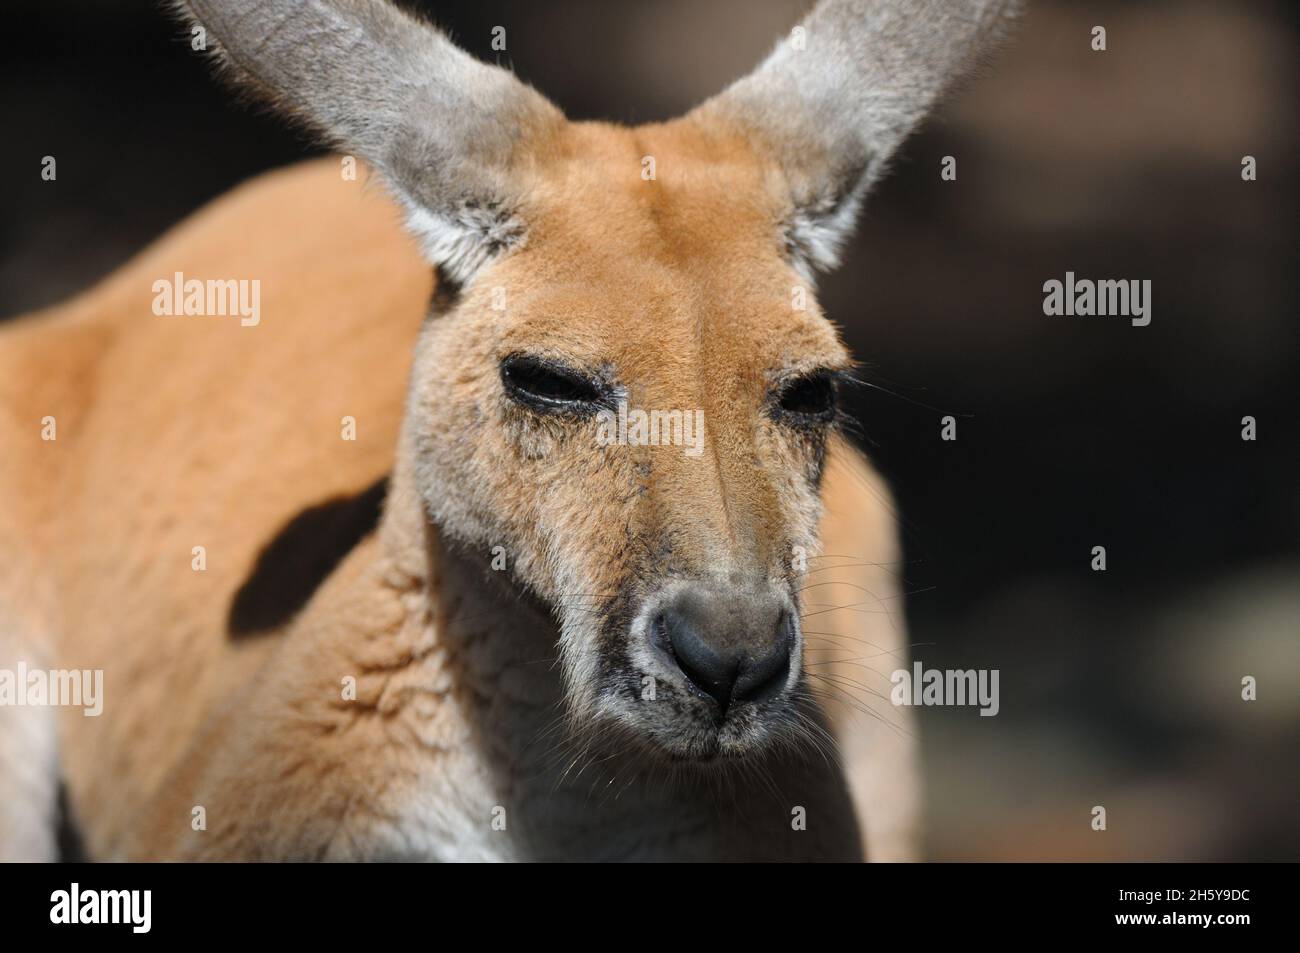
0,141,918,859
0,160,427,858
2,0,1024,862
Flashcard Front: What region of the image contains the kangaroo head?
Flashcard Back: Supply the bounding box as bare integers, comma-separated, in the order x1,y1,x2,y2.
183,0,1014,760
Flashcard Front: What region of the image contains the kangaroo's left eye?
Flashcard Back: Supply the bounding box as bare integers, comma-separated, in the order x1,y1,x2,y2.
500,354,607,414
774,371,838,422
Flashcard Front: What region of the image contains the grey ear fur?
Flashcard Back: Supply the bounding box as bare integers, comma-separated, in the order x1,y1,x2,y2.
175,0,564,286
693,0,1021,277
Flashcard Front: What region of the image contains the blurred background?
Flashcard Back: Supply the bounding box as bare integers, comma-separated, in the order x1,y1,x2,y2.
2,0,1296,860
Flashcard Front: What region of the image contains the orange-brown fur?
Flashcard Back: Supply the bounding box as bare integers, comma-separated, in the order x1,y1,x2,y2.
1,0,1023,861
1,128,917,859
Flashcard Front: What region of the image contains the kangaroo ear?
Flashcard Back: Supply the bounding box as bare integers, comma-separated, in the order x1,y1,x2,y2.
693,0,1019,278
176,0,563,286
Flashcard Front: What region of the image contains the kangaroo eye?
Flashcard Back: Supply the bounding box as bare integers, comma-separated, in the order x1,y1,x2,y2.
775,371,838,422
501,355,605,412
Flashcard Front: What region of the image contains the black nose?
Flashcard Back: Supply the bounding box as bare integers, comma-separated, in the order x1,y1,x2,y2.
655,587,795,715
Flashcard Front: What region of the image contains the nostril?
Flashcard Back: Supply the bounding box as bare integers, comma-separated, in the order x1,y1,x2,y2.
661,608,737,713
732,647,791,704
733,612,794,704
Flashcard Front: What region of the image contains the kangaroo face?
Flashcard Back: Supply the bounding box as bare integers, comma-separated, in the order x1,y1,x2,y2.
182,0,1013,759
407,121,850,758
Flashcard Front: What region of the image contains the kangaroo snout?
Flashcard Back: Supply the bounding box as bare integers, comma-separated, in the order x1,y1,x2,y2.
651,585,797,716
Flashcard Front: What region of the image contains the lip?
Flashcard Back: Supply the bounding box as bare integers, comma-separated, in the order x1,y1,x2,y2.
634,684,787,763
665,733,723,763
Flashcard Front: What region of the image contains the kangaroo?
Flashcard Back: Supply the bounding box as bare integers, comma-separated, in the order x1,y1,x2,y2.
0,0,1015,861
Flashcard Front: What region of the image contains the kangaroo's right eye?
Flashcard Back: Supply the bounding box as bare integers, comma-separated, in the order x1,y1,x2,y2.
773,370,839,424
500,354,607,414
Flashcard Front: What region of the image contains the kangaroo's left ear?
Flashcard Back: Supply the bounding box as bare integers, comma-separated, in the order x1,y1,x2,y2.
692,0,1020,278
176,0,564,287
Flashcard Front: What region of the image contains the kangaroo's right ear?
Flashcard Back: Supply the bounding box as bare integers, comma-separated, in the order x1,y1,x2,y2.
177,0,564,286
691,0,1019,280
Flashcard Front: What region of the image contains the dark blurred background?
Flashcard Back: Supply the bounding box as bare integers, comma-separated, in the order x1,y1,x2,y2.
2,0,1297,860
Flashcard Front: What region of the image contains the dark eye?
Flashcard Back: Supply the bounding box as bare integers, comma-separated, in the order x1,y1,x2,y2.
775,371,838,422
500,354,606,413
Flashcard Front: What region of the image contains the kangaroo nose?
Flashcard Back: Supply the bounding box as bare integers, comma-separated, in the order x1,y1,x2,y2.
657,587,795,714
